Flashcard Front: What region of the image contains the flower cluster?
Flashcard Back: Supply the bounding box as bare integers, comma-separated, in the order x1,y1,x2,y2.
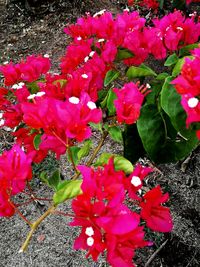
0,145,32,216
71,159,172,266
172,47,200,138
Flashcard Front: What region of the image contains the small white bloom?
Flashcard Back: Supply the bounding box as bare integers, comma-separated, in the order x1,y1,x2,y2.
44,54,49,58
98,39,105,43
89,51,95,58
81,74,88,79
0,113,3,119
0,119,5,127
176,27,183,31
3,61,9,65
27,94,36,100
87,101,96,110
124,7,130,12
188,97,199,108
77,36,82,41
85,227,94,237
12,82,25,90
146,83,151,89
131,176,142,187
166,26,171,32
36,91,46,97
84,56,89,62
69,96,80,104
87,237,94,247
93,9,106,17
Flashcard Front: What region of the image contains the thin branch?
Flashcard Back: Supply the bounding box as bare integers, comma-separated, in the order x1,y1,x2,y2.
145,239,168,267
19,205,56,253
71,131,108,180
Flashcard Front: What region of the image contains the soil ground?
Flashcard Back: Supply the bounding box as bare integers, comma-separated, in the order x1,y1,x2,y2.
0,1,200,266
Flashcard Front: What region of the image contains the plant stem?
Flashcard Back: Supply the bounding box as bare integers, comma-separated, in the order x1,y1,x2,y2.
68,146,78,174
19,205,56,253
71,131,108,180
86,131,108,166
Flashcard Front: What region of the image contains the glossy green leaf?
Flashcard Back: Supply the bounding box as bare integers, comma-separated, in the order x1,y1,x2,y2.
68,146,81,165
53,180,82,205
53,79,67,87
48,169,61,190
172,56,193,77
77,140,93,160
158,0,164,9
179,43,199,57
107,125,123,143
107,89,117,116
156,73,169,81
33,134,42,150
123,124,146,164
94,152,133,174
161,76,192,138
104,70,120,87
116,48,134,61
126,65,157,80
137,104,166,162
164,53,179,67
89,122,103,133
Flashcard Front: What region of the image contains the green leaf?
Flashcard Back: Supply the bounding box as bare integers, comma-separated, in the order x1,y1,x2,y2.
116,48,134,61
68,146,81,165
48,169,61,190
137,104,166,162
39,171,49,185
179,43,199,57
89,122,103,133
53,180,82,205
123,124,146,164
126,65,157,80
160,76,192,138
94,153,133,174
33,134,42,150
107,126,123,143
107,89,117,116
26,81,40,94
156,73,169,81
172,56,193,77
158,0,164,9
164,53,179,67
53,79,67,87
77,140,93,160
104,70,120,87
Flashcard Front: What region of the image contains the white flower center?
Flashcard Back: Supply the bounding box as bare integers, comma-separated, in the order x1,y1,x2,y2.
12,82,25,90
85,227,94,236
77,36,82,41
81,74,88,79
89,51,95,58
98,39,105,43
93,9,106,17
27,91,45,100
176,27,183,31
0,119,5,126
69,96,80,104
84,56,89,63
188,97,199,108
87,237,94,247
87,101,96,110
44,54,50,58
131,176,142,187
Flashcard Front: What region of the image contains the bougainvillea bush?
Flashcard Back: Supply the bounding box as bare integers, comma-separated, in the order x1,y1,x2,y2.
0,5,200,267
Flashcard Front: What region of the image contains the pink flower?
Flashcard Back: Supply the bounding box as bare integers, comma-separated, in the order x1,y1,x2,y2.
124,164,153,200
0,62,21,86
0,191,15,217
140,185,173,232
0,145,32,195
114,82,144,124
